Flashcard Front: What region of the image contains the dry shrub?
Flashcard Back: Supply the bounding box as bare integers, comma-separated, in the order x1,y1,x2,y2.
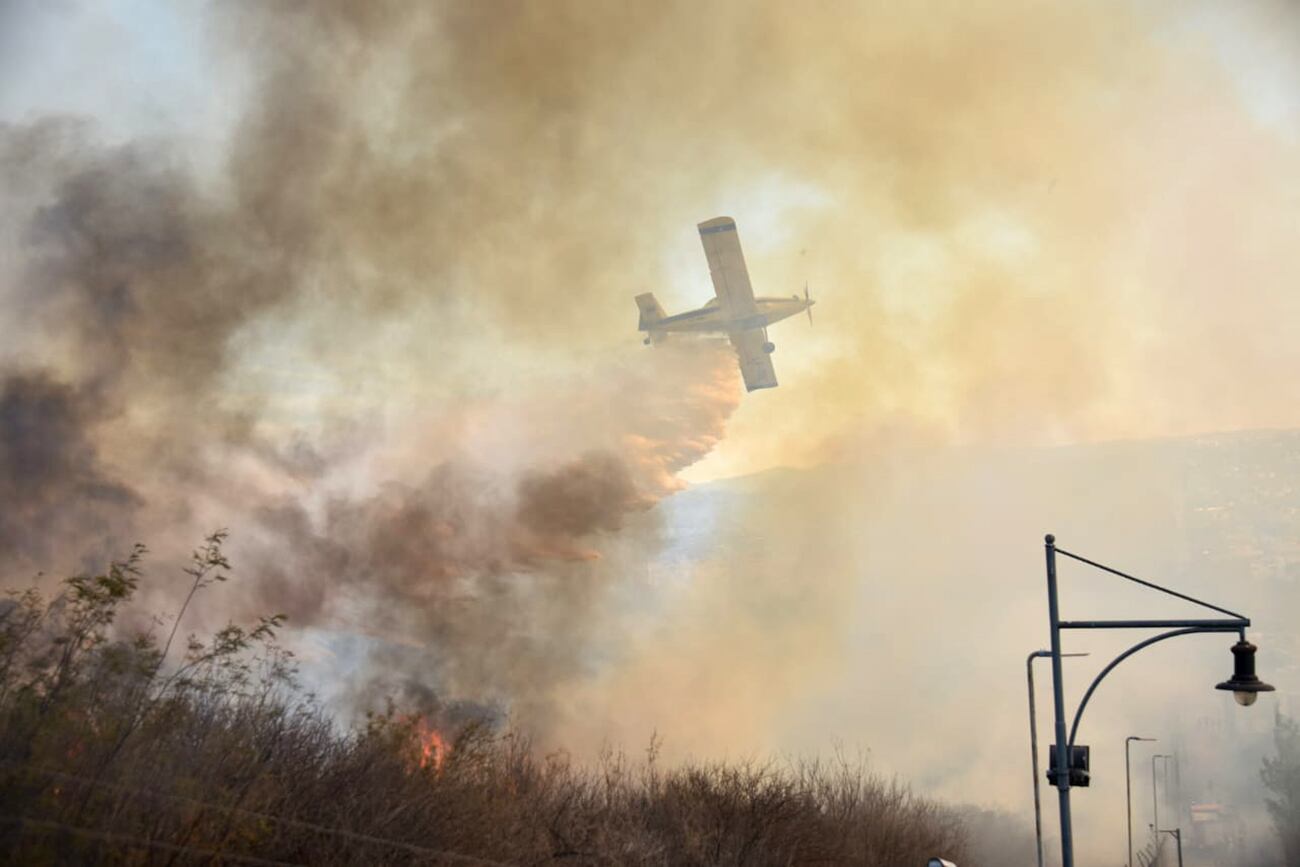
0,536,970,865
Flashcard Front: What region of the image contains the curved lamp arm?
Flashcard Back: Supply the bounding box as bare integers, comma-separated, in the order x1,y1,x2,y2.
1067,626,1242,750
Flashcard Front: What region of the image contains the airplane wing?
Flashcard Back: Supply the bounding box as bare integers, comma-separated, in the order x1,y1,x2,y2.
701,218,777,390
698,217,759,321
729,328,778,391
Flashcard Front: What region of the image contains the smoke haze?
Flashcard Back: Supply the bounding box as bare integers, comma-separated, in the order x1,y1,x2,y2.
2,1,1298,861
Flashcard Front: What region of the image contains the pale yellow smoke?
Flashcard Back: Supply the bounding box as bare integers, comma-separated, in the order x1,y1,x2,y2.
207,0,1300,482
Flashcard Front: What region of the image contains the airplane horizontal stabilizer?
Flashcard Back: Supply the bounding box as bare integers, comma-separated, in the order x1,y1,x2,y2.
635,293,666,330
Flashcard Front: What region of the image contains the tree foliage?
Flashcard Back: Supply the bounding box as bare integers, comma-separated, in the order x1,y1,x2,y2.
1262,710,1300,865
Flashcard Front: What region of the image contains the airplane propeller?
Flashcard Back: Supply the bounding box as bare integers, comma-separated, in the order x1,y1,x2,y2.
804,282,814,325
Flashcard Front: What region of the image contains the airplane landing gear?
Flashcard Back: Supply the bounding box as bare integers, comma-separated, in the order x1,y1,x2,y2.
762,341,775,354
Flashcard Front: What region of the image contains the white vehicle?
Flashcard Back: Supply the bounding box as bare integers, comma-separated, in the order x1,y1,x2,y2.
636,216,813,392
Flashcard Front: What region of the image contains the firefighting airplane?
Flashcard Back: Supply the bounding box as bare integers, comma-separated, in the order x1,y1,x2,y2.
635,216,814,392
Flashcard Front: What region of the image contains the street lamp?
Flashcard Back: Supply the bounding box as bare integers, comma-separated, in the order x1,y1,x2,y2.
1027,650,1088,867
1125,736,1156,867
1040,534,1275,867
1216,639,1275,706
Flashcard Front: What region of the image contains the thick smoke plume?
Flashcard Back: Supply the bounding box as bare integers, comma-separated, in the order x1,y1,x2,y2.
2,5,1298,861
0,109,741,720
0,3,746,732
250,341,739,722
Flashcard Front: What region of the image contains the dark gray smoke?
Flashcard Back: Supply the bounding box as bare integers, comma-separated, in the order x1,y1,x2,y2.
0,108,343,577
0,371,138,564
242,344,738,727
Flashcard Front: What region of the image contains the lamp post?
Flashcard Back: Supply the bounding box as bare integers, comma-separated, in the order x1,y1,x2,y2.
1126,736,1156,867
1027,650,1088,867
1152,754,1168,851
1158,828,1184,867
1040,535,1275,867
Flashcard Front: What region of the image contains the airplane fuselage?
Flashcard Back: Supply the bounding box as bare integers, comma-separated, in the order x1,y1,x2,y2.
643,295,812,335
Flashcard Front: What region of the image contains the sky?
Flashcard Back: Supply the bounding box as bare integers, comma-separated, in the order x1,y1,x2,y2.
1,1,1298,862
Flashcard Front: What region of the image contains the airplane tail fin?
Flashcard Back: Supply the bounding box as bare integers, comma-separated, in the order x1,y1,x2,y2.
635,292,666,330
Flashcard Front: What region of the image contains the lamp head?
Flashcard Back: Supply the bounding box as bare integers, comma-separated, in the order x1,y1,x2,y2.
1215,639,1275,706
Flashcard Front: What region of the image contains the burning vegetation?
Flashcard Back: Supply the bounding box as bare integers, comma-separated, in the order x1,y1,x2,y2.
408,716,451,773
0,538,972,864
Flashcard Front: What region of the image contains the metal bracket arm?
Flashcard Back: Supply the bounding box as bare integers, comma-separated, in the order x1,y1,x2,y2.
1061,618,1250,630
1066,623,1246,749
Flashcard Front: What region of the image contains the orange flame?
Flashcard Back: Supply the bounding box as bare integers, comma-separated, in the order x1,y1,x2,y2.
410,716,449,772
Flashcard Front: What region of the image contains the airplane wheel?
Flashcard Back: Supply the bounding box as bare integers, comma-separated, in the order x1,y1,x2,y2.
762,341,775,354
644,337,652,346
